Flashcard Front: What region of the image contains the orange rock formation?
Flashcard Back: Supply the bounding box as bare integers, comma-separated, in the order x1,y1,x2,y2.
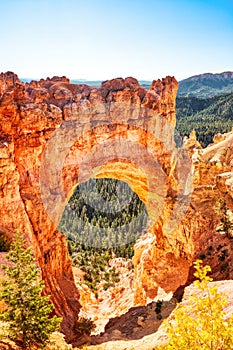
1,71,232,338
0,71,183,333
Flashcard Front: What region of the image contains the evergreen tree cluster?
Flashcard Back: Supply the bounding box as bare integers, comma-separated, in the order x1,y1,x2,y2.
58,178,148,295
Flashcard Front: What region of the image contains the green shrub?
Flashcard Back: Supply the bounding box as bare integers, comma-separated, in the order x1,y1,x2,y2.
218,249,228,262
73,317,96,336
155,300,163,314
155,300,163,320
103,282,113,290
216,198,233,238
0,232,11,252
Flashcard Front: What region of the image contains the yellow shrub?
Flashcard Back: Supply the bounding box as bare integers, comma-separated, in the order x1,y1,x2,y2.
154,260,233,350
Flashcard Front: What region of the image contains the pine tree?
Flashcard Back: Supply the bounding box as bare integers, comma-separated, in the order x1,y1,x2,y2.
0,234,62,349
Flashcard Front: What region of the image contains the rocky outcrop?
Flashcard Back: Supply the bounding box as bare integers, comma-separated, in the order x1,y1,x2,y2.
0,72,186,336
133,127,233,305
181,131,233,284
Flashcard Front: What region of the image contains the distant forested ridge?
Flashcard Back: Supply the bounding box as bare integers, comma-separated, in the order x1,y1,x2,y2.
176,92,233,147
177,71,233,98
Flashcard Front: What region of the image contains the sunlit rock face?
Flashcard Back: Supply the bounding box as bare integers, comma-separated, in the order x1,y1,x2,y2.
0,71,201,335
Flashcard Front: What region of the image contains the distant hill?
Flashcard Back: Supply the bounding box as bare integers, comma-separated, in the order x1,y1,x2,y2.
178,71,233,98
176,92,233,146
70,79,102,86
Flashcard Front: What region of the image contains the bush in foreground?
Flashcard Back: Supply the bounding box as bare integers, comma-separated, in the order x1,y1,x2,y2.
154,260,233,350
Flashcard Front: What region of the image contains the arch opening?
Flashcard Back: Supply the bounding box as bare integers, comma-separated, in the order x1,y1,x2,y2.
58,176,149,299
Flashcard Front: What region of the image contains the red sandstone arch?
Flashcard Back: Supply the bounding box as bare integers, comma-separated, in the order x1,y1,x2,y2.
0,72,193,337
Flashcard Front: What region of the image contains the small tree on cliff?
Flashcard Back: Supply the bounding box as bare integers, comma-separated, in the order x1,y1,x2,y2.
216,198,233,238
0,234,61,348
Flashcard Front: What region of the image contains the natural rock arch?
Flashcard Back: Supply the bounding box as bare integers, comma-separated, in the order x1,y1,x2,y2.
0,72,193,336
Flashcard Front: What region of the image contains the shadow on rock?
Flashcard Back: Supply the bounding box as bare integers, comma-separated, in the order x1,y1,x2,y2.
72,298,177,347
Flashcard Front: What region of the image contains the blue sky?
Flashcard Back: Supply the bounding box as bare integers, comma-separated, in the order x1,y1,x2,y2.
0,0,233,80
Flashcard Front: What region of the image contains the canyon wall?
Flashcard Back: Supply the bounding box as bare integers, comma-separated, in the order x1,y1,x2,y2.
133,130,233,304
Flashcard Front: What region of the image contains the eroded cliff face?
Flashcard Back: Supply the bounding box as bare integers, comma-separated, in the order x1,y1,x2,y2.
189,133,233,281
133,130,233,305
0,72,187,336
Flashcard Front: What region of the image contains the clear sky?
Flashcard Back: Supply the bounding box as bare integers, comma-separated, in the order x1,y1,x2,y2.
0,0,233,81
